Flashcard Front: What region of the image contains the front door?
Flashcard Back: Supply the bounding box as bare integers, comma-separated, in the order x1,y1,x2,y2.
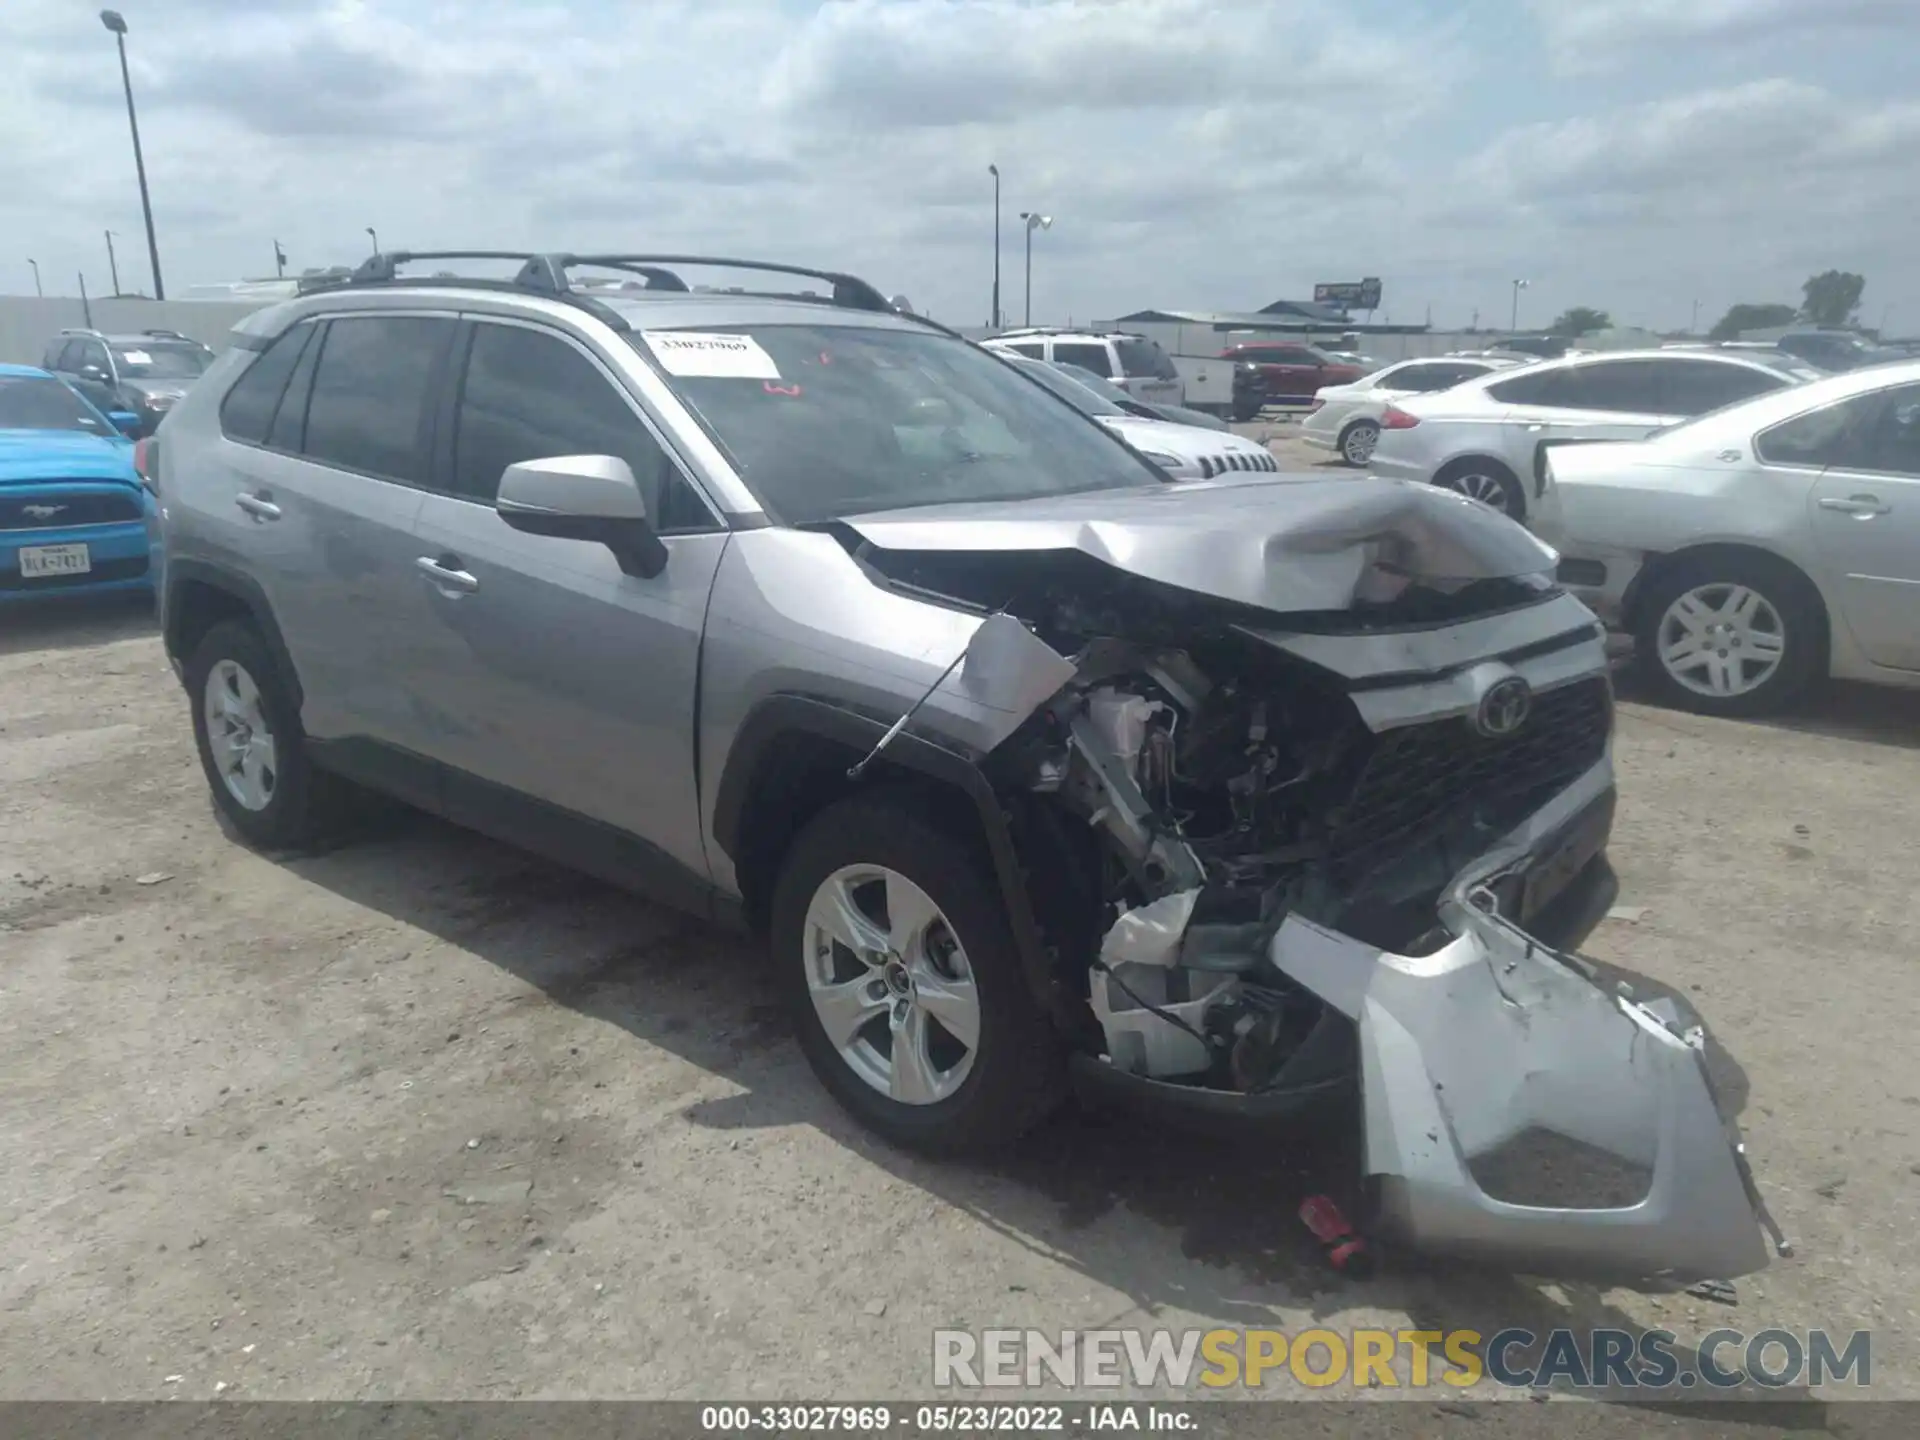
403,317,729,882
1807,383,1920,672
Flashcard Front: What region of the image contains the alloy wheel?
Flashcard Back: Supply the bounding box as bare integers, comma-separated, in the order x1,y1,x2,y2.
802,864,980,1106
1446,470,1515,513
203,658,278,811
1341,422,1379,465
1656,583,1787,699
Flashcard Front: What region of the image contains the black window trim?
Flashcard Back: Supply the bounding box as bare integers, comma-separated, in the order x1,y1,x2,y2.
434,313,727,535
219,317,322,454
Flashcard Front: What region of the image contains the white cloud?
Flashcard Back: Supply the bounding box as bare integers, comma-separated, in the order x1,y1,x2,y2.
1529,0,1913,72
3,1,1916,337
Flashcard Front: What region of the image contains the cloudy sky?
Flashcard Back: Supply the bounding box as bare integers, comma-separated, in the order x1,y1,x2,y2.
6,0,1916,335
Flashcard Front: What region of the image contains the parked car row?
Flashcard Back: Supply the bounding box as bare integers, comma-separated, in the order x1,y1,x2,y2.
1313,341,1920,716
41,328,215,438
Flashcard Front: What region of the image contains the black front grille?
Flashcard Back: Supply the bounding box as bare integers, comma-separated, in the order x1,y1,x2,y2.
0,487,143,531
1327,678,1612,878
0,555,150,592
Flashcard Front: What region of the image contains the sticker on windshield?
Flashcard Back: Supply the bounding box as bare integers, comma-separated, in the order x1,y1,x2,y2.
120,350,153,366
641,331,780,380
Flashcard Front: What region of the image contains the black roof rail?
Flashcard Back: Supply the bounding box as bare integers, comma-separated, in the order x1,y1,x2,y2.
302,249,954,338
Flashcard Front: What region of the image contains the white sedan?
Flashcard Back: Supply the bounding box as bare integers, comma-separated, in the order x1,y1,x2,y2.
1299,355,1518,466
1541,359,1920,716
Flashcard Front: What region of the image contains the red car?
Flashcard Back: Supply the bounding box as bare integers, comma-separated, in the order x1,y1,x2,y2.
1221,341,1366,414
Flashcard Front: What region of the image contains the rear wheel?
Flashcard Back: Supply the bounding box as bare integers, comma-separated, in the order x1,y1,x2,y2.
1431,457,1526,520
770,793,1064,1155
1632,554,1824,717
1338,419,1380,466
186,620,340,848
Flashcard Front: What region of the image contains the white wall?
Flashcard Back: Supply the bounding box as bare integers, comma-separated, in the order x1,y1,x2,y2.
0,295,272,366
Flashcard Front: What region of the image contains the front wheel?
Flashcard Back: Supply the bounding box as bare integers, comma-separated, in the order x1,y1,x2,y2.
769,793,1064,1155
1632,555,1825,717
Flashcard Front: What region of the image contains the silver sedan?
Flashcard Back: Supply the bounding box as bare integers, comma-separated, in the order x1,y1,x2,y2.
1539,358,1920,716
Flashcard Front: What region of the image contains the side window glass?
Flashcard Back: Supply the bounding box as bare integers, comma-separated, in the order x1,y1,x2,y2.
82,341,111,374
301,316,452,483
453,323,714,531
1561,360,1660,412
219,323,315,446
1860,386,1920,477
1487,369,1565,406
1665,362,1785,416
1006,343,1044,360
1051,342,1113,375
1756,393,1883,469
267,323,324,451
1393,365,1443,392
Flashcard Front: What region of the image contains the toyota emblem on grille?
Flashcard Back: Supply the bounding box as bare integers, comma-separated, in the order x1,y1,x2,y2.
1474,676,1533,738
22,503,67,520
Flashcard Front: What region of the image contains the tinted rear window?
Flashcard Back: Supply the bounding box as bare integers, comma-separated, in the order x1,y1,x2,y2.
1114,338,1177,380
219,324,315,446
300,316,451,482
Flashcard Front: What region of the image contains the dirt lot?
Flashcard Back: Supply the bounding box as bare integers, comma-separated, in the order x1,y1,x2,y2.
4,446,1918,1406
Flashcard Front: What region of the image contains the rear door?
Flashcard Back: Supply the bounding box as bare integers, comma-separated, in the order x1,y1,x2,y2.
1800,383,1920,671
404,317,728,879
216,313,454,767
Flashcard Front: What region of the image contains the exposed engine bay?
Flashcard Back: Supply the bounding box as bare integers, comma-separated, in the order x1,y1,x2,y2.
858,540,1611,1095
837,518,1781,1285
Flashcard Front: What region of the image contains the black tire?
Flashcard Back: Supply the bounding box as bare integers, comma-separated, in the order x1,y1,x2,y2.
186,619,339,849
1432,456,1526,520
1631,552,1825,718
1338,419,1380,467
769,792,1065,1155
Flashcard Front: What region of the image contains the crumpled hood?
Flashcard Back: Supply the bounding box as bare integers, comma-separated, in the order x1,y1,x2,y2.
0,429,139,486
845,474,1558,614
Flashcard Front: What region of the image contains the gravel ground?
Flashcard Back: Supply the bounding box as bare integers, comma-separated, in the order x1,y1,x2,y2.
3,475,1918,1408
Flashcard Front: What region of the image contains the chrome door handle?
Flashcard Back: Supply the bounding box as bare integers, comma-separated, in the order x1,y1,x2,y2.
1818,495,1890,518
416,556,479,593
235,492,281,521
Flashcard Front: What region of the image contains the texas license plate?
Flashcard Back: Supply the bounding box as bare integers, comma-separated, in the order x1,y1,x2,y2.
18,543,92,578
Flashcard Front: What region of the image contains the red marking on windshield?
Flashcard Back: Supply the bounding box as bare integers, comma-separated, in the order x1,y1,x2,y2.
764,382,802,396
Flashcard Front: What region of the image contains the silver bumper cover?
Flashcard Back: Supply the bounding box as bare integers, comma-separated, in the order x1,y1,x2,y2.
1268,757,1774,1284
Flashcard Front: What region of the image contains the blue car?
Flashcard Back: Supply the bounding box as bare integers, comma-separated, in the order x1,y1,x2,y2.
0,363,160,606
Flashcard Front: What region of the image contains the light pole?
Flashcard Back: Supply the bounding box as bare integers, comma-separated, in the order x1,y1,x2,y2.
105,230,122,296
99,11,165,300
1691,298,1700,335
988,164,1001,329
274,240,288,278
27,259,42,297
1020,212,1051,327
366,226,379,256
1509,278,1529,332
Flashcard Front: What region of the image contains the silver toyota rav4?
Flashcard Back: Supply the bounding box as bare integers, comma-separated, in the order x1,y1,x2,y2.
148,252,1780,1284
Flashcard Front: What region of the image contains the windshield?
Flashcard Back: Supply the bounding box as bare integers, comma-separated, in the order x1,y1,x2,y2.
0,375,116,434
111,342,211,380
633,324,1158,522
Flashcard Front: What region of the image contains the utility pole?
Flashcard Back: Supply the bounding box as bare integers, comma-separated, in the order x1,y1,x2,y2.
28,258,42,297
1691,298,1700,334
1510,278,1529,332
105,230,122,296
988,164,1001,329
100,11,165,299
1020,212,1052,327
274,240,288,278
80,272,94,328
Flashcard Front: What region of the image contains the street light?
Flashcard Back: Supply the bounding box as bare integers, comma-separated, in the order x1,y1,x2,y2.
27,258,42,297
99,11,165,300
105,230,121,296
1020,211,1052,327
988,164,1001,329
1509,278,1529,332
366,226,380,256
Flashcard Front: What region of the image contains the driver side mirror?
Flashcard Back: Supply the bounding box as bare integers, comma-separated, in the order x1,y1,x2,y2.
79,364,109,383
495,454,668,579
108,410,142,438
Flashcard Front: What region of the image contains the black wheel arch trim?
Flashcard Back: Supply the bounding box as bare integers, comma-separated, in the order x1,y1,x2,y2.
163,558,304,710
714,693,1061,1020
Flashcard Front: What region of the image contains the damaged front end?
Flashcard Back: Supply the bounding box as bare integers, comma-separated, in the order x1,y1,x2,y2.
843,477,1777,1284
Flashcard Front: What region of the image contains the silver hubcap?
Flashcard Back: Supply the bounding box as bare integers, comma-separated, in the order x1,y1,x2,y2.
1448,470,1513,512
1657,583,1787,699
1343,424,1378,464
203,659,278,811
802,865,980,1106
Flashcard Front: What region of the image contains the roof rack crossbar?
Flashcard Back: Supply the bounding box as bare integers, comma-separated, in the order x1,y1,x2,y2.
554,255,893,314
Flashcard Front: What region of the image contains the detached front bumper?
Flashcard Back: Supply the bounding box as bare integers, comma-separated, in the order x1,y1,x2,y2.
1072,757,1775,1285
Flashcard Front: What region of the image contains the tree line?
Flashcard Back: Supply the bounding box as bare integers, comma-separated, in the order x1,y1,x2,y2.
1536,271,1870,341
